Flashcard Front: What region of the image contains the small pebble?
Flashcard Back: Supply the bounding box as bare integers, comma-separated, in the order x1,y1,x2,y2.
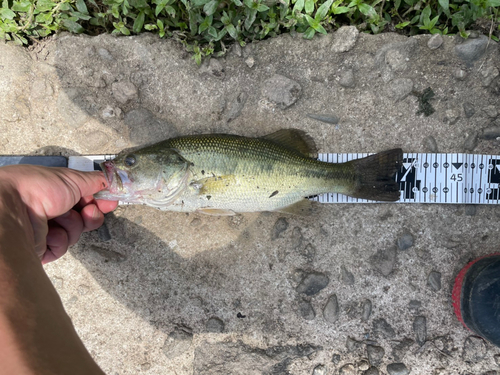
140,362,151,371
481,66,499,87
299,300,316,320
302,243,316,262
463,102,476,118
453,68,467,81
387,363,410,375
306,113,340,124
494,353,500,365
205,317,225,333
357,360,370,371
346,337,363,353
443,109,460,125
372,318,396,339
296,272,330,296
362,299,372,321
463,335,487,362
261,74,302,109
397,231,414,250
323,294,340,323
111,81,138,104
427,271,442,291
331,26,359,53
332,354,341,364
313,364,327,375
364,367,380,375
479,126,500,140
455,35,489,66
232,43,242,56
245,56,255,68
341,265,355,285
370,246,397,276
388,78,414,102
413,316,427,346
422,135,438,153
97,48,114,60
465,205,477,216
291,227,303,248
427,34,443,49
433,335,453,353
162,328,193,359
98,222,112,242
408,300,422,314
101,105,122,119
367,345,385,366
271,217,289,240
464,131,479,151
392,338,414,361
190,218,202,227
483,105,498,118
339,363,356,375
50,276,64,289
339,69,355,88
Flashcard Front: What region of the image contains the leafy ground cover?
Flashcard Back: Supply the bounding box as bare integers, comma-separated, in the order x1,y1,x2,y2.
1,0,499,63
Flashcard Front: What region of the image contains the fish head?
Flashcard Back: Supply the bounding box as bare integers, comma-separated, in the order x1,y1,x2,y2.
97,147,191,205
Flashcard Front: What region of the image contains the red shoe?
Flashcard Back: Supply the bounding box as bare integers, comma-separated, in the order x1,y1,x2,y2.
452,253,500,347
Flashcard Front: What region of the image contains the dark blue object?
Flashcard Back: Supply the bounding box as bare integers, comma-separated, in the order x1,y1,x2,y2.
454,254,500,347
0,156,68,168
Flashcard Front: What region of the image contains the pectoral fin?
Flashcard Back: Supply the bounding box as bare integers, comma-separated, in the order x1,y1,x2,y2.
197,175,237,195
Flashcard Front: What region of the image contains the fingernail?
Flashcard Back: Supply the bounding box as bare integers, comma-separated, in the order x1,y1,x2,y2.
92,205,101,220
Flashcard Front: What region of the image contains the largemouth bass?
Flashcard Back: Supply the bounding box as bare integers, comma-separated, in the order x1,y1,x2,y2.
96,129,403,214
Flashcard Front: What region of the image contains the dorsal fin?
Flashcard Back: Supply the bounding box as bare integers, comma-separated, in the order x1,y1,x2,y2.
262,129,318,158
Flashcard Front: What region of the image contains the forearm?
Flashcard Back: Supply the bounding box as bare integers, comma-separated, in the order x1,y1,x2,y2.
0,183,106,375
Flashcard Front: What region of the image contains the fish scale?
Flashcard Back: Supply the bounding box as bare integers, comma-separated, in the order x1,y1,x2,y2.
157,134,360,212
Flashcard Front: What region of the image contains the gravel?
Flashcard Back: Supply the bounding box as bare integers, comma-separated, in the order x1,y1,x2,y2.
427,271,442,291
296,272,330,296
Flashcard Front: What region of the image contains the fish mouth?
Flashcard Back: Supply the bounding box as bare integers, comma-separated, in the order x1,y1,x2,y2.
97,160,129,199
101,161,117,190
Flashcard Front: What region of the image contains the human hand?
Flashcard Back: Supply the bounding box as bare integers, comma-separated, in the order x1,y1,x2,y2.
0,165,117,264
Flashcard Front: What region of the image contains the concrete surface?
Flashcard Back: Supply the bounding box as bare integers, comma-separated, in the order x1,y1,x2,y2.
1,28,500,374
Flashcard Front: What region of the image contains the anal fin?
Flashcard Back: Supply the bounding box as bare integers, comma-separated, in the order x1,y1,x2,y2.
274,199,315,216
196,208,237,216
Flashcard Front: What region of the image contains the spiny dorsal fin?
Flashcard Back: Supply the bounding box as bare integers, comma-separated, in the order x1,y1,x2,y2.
262,129,318,158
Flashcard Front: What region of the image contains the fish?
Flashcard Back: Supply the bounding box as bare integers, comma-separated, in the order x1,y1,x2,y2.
96,129,403,215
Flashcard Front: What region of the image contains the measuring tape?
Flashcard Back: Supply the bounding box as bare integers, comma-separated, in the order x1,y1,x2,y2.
315,153,500,204
2,153,499,205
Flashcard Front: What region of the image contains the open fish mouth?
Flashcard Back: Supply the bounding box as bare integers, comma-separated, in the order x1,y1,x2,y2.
98,160,131,197
101,160,118,191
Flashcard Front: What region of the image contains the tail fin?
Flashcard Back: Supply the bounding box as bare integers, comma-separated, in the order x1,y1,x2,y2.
348,148,403,201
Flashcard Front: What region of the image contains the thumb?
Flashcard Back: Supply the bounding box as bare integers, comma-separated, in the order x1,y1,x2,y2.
58,169,109,199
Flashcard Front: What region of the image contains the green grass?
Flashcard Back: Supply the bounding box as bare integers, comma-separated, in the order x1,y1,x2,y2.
1,0,499,63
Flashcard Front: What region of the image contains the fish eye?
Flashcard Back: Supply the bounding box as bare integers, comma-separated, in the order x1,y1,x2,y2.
124,155,136,167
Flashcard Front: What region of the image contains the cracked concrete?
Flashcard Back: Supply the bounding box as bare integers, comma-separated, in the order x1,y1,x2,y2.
1,28,500,374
